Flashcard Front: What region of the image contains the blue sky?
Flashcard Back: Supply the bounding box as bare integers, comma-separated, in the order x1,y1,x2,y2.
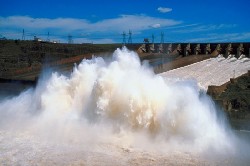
0,0,250,43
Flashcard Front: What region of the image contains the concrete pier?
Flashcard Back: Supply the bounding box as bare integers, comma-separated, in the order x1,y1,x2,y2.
237,43,244,58
183,43,191,56
194,44,201,55
137,42,250,58
225,43,233,57
205,44,211,55
167,44,172,54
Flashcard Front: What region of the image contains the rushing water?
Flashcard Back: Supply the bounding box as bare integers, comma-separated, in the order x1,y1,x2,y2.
0,47,249,165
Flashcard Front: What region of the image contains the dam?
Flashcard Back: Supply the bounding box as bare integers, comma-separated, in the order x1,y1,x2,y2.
1,40,250,81
0,41,250,165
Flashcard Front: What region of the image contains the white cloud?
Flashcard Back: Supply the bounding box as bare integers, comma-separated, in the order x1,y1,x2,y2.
2,15,247,43
73,37,115,44
151,24,161,28
0,15,181,43
157,7,172,13
0,16,89,31
162,24,199,30
185,32,250,42
0,15,180,33
172,24,237,33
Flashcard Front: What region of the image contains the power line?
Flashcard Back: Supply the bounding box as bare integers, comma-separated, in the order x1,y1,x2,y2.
161,31,164,44
68,34,73,44
128,30,132,44
122,31,126,45
22,29,25,40
47,32,50,42
3,30,173,43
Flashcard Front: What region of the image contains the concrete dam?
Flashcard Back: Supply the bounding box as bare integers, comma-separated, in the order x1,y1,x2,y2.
0,40,249,80
137,42,250,58
0,42,250,165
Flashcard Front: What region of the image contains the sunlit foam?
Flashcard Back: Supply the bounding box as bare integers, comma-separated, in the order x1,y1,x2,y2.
1,47,248,164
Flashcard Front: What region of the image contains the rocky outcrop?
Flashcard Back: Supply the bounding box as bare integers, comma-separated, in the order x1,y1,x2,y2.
207,71,250,129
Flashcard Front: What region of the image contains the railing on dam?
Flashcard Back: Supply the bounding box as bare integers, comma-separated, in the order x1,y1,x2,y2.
137,42,250,58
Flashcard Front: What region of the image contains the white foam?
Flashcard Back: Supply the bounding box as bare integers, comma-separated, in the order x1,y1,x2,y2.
0,47,247,165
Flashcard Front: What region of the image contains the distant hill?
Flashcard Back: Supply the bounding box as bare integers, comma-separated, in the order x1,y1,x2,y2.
0,40,123,72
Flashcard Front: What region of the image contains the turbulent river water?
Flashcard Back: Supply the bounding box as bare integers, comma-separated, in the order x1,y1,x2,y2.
0,47,249,165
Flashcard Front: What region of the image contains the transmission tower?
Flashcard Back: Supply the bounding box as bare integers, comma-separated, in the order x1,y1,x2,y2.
128,30,132,44
160,32,164,44
47,32,50,42
22,29,25,40
152,34,155,44
122,31,126,45
68,34,73,44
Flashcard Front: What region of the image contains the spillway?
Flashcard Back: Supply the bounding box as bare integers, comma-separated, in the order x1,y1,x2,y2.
0,48,249,165
160,56,250,90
